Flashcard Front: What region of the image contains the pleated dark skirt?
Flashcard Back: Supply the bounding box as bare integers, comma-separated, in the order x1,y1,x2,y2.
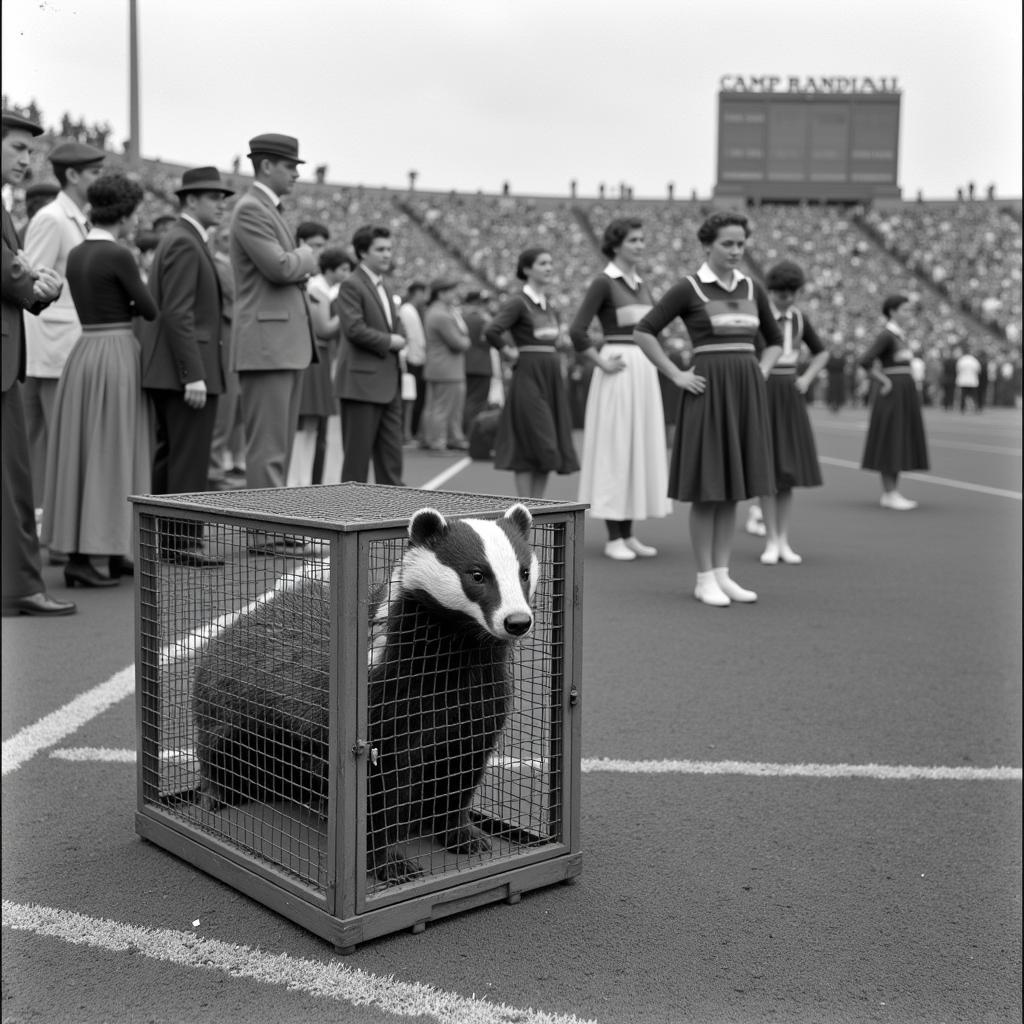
765,369,823,489
668,348,775,503
494,352,579,474
861,372,930,474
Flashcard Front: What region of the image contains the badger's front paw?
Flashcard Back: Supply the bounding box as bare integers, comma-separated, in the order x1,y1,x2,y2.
443,823,492,855
374,849,423,885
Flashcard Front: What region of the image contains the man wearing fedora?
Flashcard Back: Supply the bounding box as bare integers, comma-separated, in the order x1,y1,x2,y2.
1,110,75,615
141,166,234,567
229,133,319,503
22,140,105,507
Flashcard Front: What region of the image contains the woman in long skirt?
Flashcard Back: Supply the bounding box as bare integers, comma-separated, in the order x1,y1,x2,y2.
42,173,157,586
633,212,783,607
570,217,671,561
859,294,929,509
485,248,578,499
757,260,829,565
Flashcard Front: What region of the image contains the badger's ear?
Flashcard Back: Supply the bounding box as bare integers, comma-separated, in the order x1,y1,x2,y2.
408,507,448,546
503,502,533,542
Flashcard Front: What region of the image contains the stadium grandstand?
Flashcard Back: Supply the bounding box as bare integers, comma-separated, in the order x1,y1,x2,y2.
4,97,1020,407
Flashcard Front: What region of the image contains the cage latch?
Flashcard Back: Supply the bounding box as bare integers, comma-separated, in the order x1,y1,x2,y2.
352,739,380,766
569,685,579,707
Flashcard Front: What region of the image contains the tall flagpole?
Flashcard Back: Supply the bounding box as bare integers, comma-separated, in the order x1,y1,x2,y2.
127,0,140,165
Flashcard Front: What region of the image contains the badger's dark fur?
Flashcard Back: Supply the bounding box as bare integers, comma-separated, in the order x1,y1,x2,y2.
193,503,539,884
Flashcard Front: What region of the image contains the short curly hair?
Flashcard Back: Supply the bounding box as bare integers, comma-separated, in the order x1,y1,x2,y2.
516,247,550,281
765,260,806,292
86,173,144,227
600,217,643,259
696,211,750,246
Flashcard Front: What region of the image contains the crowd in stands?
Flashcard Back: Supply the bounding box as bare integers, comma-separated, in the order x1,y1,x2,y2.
861,202,1022,343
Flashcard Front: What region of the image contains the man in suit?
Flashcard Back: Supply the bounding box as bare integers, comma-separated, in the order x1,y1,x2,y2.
229,133,319,501
335,225,407,484
1,110,75,616
21,141,105,503
141,167,234,567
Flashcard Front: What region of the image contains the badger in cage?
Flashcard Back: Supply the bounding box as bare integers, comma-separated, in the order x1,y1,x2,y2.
193,502,540,884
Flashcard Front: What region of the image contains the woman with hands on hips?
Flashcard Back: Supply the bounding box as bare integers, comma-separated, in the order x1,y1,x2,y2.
570,217,671,561
632,211,782,607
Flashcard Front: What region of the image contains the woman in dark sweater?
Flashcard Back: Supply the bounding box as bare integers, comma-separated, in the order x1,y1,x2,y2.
485,247,578,498
633,212,782,607
858,294,929,510
570,217,671,561
42,173,157,586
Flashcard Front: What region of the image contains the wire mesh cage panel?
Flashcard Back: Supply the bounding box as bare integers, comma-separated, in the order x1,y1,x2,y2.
133,483,583,951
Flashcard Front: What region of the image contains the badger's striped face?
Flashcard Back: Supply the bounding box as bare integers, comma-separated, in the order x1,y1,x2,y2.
399,503,539,639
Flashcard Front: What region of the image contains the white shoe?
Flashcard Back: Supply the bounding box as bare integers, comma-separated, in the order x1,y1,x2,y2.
713,568,757,603
694,573,731,607
745,515,767,537
881,493,918,511
778,544,803,565
604,539,637,561
623,536,657,557
760,544,780,565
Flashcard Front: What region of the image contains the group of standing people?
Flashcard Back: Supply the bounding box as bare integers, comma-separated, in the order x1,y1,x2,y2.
2,106,932,617
490,210,929,607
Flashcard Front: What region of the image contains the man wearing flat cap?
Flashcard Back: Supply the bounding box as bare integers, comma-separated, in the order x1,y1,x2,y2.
229,133,319,501
1,110,75,615
22,139,105,507
141,167,234,566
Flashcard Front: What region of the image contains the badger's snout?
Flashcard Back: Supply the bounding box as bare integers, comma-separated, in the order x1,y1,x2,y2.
503,612,533,637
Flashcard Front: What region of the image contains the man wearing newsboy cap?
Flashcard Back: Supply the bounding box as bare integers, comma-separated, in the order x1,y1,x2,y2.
1,109,75,615
141,167,234,567
228,133,319,514
22,139,105,511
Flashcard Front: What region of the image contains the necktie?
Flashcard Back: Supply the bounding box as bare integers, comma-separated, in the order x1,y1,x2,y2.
378,282,393,328
778,315,792,355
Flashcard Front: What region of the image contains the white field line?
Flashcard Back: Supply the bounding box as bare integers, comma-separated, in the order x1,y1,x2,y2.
814,420,1022,456
1,900,596,1024
582,757,1022,781
1,666,135,777
420,456,473,492
818,455,1022,499
48,747,1022,782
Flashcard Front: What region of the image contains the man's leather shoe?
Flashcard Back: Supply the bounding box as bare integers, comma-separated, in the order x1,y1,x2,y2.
5,591,77,616
164,548,225,568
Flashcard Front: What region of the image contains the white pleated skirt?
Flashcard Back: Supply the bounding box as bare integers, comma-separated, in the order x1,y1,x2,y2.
577,344,673,521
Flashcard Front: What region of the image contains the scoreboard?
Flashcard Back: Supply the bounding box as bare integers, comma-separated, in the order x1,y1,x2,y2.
714,80,901,202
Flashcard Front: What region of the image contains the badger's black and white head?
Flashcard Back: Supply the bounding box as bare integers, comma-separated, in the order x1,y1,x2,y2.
391,503,539,640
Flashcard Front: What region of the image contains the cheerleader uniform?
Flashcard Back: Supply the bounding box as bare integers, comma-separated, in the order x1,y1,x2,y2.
636,265,782,503
570,266,672,521
42,230,158,557
485,287,579,475
859,324,929,475
765,304,824,490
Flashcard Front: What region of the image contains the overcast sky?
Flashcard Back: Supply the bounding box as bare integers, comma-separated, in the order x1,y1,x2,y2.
2,0,1021,200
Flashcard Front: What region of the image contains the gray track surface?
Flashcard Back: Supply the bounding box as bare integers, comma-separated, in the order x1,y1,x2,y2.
3,406,1021,1024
